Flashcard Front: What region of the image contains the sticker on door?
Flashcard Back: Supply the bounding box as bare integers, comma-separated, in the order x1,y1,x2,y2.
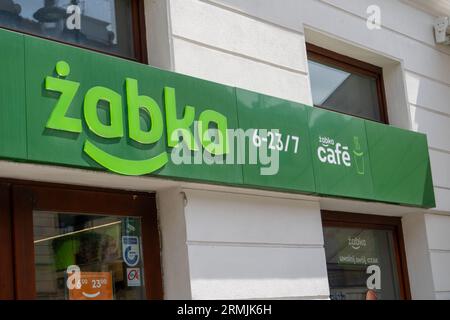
122,236,140,267
127,268,142,287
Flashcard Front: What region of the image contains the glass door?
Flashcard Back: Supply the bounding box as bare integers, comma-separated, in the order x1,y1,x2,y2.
11,183,162,300
322,211,410,300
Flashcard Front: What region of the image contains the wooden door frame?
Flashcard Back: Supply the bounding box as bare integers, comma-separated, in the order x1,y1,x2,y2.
0,183,14,299
321,210,411,300
10,182,163,300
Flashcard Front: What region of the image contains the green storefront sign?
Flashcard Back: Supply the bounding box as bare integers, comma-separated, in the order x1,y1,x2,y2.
0,29,435,208
309,108,374,200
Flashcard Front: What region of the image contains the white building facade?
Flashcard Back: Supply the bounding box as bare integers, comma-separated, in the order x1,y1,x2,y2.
144,0,450,300
0,0,449,300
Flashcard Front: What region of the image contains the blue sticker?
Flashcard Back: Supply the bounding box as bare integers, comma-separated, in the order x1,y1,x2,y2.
122,236,140,267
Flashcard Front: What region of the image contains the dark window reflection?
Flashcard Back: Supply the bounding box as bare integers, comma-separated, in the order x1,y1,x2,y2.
0,0,135,58
308,59,382,122
324,227,401,300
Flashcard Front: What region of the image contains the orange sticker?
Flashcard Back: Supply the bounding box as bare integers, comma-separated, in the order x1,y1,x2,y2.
68,272,113,300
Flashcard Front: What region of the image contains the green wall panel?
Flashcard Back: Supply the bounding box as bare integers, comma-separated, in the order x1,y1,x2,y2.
25,36,166,171
157,75,242,185
309,108,374,199
0,30,27,159
0,28,435,208
24,34,242,185
366,121,435,208
236,89,315,193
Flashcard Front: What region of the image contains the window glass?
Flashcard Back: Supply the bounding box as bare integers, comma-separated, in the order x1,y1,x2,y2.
308,59,382,122
33,211,145,300
324,226,401,300
0,0,135,58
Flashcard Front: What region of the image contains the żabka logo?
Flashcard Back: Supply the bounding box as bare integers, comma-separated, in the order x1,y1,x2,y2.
317,136,365,175
44,61,229,176
348,237,367,250
317,136,351,167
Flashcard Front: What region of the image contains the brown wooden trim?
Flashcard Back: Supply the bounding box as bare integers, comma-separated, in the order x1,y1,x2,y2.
306,43,389,124
322,211,400,228
396,222,412,300
307,43,382,76
0,0,148,64
29,185,153,217
132,0,149,64
12,185,36,300
0,177,151,197
321,210,411,300
377,71,390,124
141,198,164,299
11,182,163,300
0,183,14,299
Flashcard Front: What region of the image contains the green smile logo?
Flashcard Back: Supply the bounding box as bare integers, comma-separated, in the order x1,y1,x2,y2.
44,61,229,175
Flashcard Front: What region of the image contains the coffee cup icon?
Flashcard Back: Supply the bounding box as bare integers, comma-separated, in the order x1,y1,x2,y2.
353,136,365,175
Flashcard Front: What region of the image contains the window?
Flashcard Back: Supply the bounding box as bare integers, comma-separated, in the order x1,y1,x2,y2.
0,0,147,62
322,211,410,300
0,182,162,300
307,44,388,123
34,212,146,300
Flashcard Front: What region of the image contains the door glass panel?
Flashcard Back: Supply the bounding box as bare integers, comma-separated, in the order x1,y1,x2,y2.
33,211,145,300
324,227,401,300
